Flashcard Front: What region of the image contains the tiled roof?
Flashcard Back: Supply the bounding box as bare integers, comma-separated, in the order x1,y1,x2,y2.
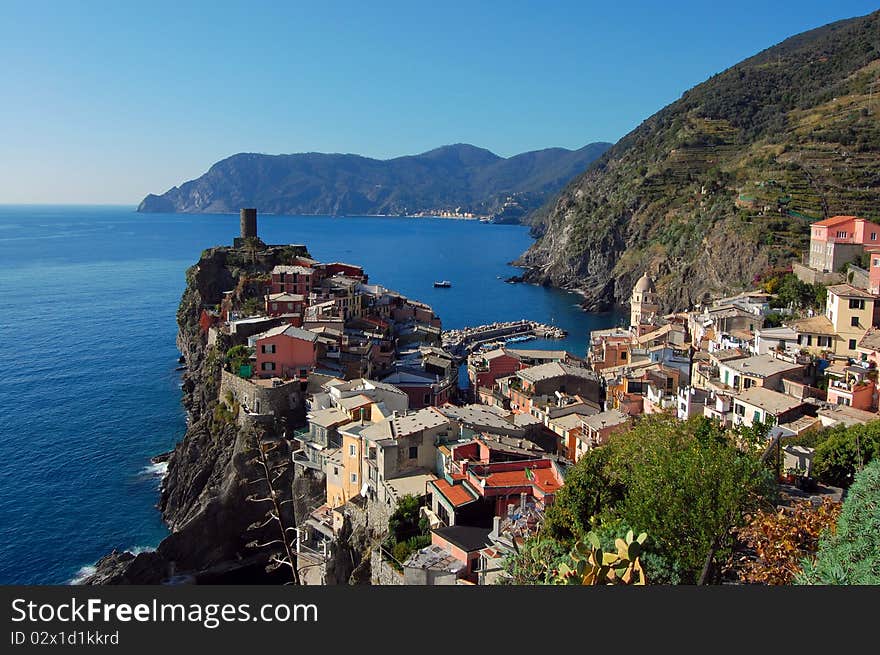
789,315,836,336
254,324,319,342
484,466,561,494
734,387,805,415
826,284,875,299
858,327,880,352
812,215,860,227
431,479,477,507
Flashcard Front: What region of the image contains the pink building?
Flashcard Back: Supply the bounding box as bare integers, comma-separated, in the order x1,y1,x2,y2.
808,215,880,273
252,325,318,379
866,246,880,295
270,265,317,296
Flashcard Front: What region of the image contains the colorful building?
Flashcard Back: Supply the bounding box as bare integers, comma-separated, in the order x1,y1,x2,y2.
808,215,880,273
251,324,318,379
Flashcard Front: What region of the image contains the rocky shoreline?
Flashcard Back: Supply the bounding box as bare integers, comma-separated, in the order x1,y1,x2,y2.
82,248,306,585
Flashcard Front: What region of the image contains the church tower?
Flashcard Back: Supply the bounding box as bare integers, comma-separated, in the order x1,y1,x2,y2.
630,272,659,328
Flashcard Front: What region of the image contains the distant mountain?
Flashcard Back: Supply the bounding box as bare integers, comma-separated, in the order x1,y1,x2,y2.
518,10,880,311
136,142,611,222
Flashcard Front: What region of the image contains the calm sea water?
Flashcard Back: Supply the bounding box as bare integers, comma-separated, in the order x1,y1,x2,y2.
0,205,622,584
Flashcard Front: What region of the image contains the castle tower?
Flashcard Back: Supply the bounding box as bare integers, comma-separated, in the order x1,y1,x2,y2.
240,208,257,239
630,273,659,329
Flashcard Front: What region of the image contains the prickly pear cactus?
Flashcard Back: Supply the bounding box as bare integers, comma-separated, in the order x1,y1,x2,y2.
556,529,648,585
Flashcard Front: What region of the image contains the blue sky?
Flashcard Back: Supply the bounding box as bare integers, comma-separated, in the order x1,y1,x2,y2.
1,0,878,204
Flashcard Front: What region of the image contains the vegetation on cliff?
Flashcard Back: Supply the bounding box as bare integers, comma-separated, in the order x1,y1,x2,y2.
137,142,610,221
520,10,880,311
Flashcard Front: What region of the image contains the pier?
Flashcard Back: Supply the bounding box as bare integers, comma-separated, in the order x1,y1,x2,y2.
442,320,567,357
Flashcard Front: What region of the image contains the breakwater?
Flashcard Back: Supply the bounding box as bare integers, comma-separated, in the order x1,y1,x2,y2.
442,320,567,356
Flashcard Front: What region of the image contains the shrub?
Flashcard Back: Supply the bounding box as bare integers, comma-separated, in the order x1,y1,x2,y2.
796,459,880,584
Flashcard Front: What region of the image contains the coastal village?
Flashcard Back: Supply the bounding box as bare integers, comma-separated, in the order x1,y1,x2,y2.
193,209,879,585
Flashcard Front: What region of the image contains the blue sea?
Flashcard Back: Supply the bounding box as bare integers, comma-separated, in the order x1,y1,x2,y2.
0,205,622,584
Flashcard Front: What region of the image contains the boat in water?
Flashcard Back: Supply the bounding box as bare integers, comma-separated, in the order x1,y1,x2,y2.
434,280,452,288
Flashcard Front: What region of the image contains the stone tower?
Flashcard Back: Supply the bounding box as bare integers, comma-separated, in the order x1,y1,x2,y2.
630,272,659,328
240,208,257,239
234,208,258,248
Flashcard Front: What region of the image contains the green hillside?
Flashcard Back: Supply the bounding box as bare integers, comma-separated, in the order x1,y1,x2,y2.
519,10,880,312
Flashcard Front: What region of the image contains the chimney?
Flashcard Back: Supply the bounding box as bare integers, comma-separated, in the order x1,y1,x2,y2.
520,492,527,511
507,503,515,517
491,516,501,540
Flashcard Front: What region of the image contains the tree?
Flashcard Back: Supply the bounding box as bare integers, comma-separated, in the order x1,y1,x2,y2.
811,422,879,488
541,445,623,543
539,415,776,584
796,459,880,585
225,345,254,374
383,495,430,565
608,416,776,584
243,427,301,584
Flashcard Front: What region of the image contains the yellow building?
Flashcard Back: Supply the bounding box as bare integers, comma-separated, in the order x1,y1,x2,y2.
825,284,876,356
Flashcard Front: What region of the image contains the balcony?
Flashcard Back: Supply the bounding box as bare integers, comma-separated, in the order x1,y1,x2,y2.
292,448,325,472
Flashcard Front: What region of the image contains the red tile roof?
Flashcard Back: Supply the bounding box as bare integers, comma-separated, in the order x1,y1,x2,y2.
812,215,858,227
432,479,477,507
484,467,561,494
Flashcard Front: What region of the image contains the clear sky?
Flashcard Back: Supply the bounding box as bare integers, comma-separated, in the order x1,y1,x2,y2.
1,0,878,204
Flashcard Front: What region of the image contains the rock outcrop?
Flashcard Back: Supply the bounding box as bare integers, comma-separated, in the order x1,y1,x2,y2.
83,246,313,585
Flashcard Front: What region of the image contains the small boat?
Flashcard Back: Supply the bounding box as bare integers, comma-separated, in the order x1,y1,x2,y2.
434,280,452,288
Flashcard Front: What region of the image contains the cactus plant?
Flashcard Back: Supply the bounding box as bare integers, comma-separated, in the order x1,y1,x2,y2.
555,530,648,585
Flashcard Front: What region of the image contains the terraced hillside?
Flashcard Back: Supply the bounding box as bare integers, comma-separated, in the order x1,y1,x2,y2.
518,11,880,312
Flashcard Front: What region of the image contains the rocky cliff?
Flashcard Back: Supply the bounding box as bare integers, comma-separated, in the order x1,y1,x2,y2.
518,11,880,312
84,246,326,584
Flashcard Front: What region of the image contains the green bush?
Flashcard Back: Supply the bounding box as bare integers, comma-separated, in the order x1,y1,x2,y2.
812,422,880,488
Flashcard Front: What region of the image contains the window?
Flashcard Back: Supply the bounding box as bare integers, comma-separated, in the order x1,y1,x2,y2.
333,466,338,476
753,410,761,423
423,393,431,405
620,351,627,361
743,378,753,389
261,361,275,371
852,316,860,327
849,339,857,350
818,336,831,348
872,232,877,241
849,299,865,310
349,444,356,457
408,446,418,459
350,473,357,483
734,403,745,416
874,258,880,268
261,344,276,354
837,231,847,238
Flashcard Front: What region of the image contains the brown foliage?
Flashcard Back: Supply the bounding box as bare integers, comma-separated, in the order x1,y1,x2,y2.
729,498,841,585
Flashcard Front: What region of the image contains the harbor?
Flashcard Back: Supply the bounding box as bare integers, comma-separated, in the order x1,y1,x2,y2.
441,319,567,357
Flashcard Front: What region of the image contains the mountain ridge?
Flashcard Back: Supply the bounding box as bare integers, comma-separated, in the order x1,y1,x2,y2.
138,142,612,221
518,10,880,311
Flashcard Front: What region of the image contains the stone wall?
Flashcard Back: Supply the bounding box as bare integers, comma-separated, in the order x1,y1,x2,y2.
370,548,404,585
220,369,306,428
792,262,845,286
